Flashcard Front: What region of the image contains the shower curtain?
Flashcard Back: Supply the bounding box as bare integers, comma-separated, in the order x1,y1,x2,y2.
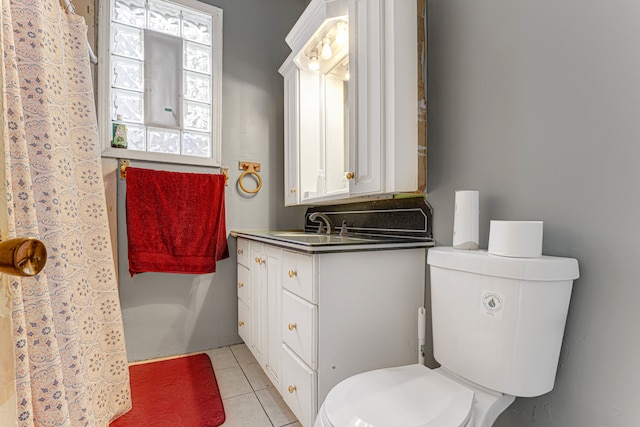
0,0,132,425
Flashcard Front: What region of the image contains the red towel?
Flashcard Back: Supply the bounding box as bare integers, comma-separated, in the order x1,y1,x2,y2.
126,167,229,276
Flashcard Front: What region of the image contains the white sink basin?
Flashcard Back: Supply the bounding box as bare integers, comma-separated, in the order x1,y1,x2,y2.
266,231,373,245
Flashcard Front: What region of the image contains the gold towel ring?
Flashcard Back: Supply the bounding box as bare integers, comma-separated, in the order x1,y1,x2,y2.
238,162,262,194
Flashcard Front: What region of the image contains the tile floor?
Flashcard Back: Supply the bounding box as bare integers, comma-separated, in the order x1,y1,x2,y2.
203,343,301,427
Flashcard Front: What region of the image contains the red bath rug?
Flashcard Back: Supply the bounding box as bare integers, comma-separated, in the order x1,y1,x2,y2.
110,353,225,427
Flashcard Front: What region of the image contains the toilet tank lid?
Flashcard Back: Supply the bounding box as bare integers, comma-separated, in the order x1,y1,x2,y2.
427,247,579,281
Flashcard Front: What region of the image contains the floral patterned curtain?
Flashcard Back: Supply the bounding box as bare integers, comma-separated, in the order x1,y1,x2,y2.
1,0,132,425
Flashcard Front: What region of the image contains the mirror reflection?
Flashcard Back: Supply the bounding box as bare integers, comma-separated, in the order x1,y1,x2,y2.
294,18,349,202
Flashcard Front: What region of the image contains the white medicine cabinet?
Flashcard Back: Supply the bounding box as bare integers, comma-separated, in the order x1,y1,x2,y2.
280,0,426,206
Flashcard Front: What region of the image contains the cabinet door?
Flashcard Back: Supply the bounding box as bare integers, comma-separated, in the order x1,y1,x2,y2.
237,264,250,305
282,345,317,427
264,245,283,386
282,250,315,303
237,238,250,267
282,290,317,369
283,62,300,206
348,0,384,195
250,243,267,364
238,299,251,345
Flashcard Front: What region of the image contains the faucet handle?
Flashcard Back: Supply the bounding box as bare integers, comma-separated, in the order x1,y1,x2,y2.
339,220,348,235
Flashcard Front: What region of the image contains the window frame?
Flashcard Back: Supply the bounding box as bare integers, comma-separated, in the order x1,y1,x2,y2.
97,0,223,167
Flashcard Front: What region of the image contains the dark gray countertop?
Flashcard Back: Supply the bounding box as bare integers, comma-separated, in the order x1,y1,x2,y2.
230,230,434,254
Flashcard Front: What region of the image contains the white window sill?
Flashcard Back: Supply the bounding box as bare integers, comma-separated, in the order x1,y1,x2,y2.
102,146,221,168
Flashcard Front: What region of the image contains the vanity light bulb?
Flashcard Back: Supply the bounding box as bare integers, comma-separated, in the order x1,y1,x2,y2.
321,38,332,60
309,54,320,71
336,23,348,46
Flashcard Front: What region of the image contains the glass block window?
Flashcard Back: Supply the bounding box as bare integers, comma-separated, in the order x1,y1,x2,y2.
99,0,222,165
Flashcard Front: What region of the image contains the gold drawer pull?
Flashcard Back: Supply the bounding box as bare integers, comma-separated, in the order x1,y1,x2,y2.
255,257,265,265
346,171,355,180
237,282,244,288
238,321,244,327
288,385,297,394
237,248,243,255
290,188,297,193
288,323,297,331
288,270,297,278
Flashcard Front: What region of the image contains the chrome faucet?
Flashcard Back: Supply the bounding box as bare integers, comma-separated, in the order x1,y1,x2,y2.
309,212,333,234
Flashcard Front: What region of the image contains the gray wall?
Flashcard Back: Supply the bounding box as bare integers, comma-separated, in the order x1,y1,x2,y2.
117,0,306,361
426,0,640,425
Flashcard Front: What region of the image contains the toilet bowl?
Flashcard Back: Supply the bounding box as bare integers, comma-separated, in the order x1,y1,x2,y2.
315,247,579,427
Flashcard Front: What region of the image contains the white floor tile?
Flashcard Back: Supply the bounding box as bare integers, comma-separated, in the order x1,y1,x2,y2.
208,345,299,426
220,393,273,427
215,366,253,399
242,362,274,391
206,346,239,371
230,343,257,367
256,387,297,427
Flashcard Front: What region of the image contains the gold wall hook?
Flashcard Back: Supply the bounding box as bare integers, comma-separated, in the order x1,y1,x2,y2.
0,238,47,277
119,159,130,179
221,167,229,186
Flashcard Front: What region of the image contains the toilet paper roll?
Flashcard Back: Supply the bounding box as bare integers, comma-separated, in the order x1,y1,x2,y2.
453,190,479,250
488,220,543,258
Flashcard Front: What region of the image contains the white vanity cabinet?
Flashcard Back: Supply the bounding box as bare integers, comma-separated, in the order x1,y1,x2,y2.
279,0,425,206
236,236,426,427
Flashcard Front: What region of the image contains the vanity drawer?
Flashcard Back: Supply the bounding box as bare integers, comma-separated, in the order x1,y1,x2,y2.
282,250,315,303
238,299,251,346
282,344,317,427
237,264,250,305
236,238,250,267
282,290,317,369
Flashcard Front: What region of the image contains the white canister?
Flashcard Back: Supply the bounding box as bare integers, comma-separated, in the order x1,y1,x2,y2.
453,190,479,250
488,220,543,257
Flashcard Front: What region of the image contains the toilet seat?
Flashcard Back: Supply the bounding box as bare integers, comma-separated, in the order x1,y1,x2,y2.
319,364,475,427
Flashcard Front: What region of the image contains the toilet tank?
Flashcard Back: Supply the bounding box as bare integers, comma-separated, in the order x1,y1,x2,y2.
427,247,579,397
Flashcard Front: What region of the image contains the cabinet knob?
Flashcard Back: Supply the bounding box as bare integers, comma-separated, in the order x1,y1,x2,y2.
290,188,297,193
288,385,297,394
288,323,297,331
238,282,244,288
238,321,244,327
255,257,265,265
237,248,243,255
346,171,355,180
288,270,297,278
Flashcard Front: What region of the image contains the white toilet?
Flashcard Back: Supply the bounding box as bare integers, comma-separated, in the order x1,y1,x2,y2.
315,246,579,427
